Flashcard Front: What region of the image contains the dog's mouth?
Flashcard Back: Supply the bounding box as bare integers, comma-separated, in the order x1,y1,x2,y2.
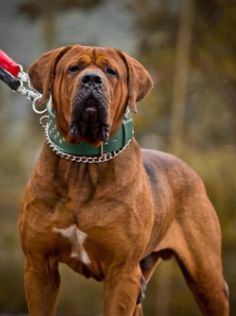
69,92,110,145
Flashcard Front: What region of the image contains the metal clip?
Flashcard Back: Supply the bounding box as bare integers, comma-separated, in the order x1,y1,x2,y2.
17,69,29,83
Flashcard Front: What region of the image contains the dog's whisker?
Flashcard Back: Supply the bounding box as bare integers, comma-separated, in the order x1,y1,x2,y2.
70,122,80,138
101,125,110,142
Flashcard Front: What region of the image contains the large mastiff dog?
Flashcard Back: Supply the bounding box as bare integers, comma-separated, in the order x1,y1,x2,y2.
19,44,229,316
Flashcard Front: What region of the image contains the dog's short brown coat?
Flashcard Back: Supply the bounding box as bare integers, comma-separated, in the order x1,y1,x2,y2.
19,45,229,316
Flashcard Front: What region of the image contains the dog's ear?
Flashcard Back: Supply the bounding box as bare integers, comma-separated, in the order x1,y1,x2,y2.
28,45,73,106
117,50,153,113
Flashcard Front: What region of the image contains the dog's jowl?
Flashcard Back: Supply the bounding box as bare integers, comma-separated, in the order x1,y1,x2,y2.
19,44,229,316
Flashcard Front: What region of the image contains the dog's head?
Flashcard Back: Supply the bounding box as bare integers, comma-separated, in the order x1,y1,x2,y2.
28,45,153,146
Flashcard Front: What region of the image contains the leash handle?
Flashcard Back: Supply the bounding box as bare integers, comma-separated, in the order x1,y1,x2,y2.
0,49,21,77
0,66,21,91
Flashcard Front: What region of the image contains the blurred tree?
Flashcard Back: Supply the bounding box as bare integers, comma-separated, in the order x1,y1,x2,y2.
169,0,194,152
193,0,236,135
17,0,104,49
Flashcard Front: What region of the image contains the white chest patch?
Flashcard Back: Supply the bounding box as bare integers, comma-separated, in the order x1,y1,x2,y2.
53,224,91,265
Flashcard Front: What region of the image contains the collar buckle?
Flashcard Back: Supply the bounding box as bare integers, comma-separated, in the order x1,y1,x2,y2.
100,143,104,156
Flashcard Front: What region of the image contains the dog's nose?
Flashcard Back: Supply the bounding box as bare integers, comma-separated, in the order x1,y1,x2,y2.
81,72,103,86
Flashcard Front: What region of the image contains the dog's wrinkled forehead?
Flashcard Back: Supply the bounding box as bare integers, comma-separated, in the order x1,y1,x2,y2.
28,44,153,113
56,46,126,75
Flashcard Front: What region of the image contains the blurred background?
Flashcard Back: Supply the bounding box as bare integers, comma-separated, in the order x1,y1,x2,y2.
0,0,235,315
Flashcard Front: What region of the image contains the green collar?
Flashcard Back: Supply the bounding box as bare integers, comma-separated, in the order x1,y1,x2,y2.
44,104,134,163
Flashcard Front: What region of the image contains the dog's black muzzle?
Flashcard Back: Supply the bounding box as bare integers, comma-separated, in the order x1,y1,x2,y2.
70,71,110,143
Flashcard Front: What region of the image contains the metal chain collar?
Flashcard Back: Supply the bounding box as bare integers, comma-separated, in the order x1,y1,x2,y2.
40,115,132,163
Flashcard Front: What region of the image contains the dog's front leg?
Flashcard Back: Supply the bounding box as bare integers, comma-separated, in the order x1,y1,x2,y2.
103,264,142,316
24,256,60,316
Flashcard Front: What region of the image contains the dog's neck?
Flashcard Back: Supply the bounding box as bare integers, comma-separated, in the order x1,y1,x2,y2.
32,138,143,204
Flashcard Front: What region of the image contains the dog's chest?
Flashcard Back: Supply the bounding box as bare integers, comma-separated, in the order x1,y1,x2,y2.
47,194,149,280
53,224,91,265
45,199,131,277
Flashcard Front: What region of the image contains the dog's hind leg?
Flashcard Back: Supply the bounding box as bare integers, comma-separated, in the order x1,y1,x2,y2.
161,200,229,316
174,236,229,315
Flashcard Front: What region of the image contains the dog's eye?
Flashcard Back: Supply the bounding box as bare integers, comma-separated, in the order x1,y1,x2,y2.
68,65,81,73
105,67,117,76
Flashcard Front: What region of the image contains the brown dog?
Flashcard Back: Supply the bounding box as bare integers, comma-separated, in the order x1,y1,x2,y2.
19,45,229,316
